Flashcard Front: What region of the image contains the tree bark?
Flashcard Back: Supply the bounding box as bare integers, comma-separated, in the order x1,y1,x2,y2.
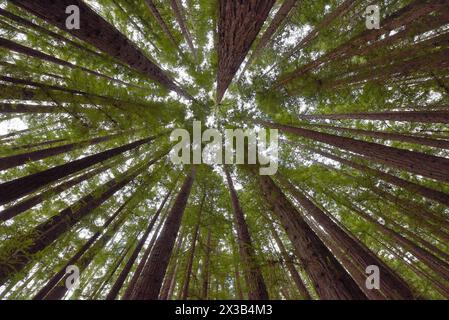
105,180,177,300
308,146,449,207
267,220,311,299
0,135,159,205
217,0,275,102
180,193,205,299
277,173,415,299
170,0,196,58
260,120,449,182
257,172,367,299
0,154,164,285
0,131,127,171
300,109,449,123
10,0,192,99
224,166,269,300
130,167,196,299
33,196,133,300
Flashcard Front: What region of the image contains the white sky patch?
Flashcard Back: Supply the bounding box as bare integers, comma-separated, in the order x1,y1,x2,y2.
0,118,28,135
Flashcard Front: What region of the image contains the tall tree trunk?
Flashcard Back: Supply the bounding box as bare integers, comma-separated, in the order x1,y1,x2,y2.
159,232,185,300
330,190,449,282
105,180,178,300
145,0,179,49
0,135,160,205
0,8,101,57
260,120,449,182
0,154,132,222
180,193,205,299
130,167,196,299
122,208,171,299
277,173,415,299
310,123,449,150
170,0,196,58
0,131,128,171
0,103,59,114
0,154,164,285
10,0,192,99
308,146,449,207
201,228,212,300
242,0,298,71
32,195,132,300
0,37,138,88
43,211,134,300
256,172,366,299
297,109,449,123
267,220,311,299
224,166,269,300
217,0,276,102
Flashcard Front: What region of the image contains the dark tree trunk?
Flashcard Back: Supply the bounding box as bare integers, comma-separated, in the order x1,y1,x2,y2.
311,123,449,150
0,155,163,285
0,131,127,171
309,147,449,207
224,166,269,300
33,197,132,300
297,109,449,123
105,181,177,300
0,37,137,88
170,0,196,58
10,0,192,99
257,172,366,299
130,167,196,299
0,135,159,205
277,173,415,299
260,120,449,182
145,0,179,49
180,193,205,299
0,154,132,221
217,0,275,102
267,220,311,299
201,229,212,300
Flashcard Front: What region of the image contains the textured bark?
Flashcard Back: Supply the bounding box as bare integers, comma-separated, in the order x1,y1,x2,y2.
260,120,449,182
201,228,212,300
299,109,449,124
33,197,132,300
0,154,164,285
180,193,205,300
243,0,298,71
277,0,447,85
234,264,244,300
145,0,179,48
217,0,275,102
0,131,126,171
312,123,449,150
0,103,59,114
334,193,449,282
267,221,311,299
225,167,269,300
43,210,133,300
105,182,177,300
170,0,196,58
159,232,184,300
257,173,366,299
122,209,170,299
0,135,159,205
310,147,449,207
277,173,415,299
10,0,191,99
0,8,101,57
0,37,137,88
0,155,131,222
131,167,196,299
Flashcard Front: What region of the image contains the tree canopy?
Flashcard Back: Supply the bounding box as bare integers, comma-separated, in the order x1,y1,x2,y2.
0,0,448,300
